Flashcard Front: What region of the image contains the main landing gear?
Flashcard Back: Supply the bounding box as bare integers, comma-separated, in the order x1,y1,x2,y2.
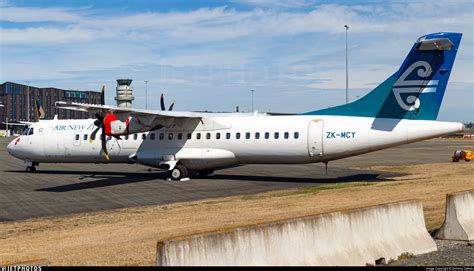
25,161,39,173
167,165,216,181
169,165,189,181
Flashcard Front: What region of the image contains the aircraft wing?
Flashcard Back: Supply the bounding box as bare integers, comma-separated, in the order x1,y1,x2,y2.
55,101,226,130
1,122,32,126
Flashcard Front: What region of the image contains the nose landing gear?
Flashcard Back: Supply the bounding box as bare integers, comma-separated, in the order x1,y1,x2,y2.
25,161,39,173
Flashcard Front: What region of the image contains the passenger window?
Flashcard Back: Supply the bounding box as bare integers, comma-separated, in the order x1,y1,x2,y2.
255,132,260,139
236,132,241,139
84,134,88,141
274,132,279,139
206,133,211,140
246,132,250,139
196,133,201,140
142,133,146,140
159,133,164,140
284,132,289,139
134,134,138,140
125,135,129,140
150,133,155,140
216,133,221,140
294,132,299,139
265,132,269,139
168,133,173,140
178,133,183,140
226,133,231,139
187,133,192,140
75,134,80,141
91,134,96,141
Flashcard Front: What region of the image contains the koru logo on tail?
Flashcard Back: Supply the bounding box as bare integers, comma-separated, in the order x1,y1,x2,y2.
392,61,438,111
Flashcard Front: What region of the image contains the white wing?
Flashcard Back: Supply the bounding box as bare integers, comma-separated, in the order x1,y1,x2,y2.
55,101,228,130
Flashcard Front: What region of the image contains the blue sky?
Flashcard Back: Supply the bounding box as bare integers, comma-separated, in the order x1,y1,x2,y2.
0,0,473,121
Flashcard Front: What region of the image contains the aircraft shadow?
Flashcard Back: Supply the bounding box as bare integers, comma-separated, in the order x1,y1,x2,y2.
211,173,398,184
4,169,400,193
15,170,169,192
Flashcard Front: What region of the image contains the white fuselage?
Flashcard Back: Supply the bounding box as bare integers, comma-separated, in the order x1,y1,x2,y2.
7,114,462,171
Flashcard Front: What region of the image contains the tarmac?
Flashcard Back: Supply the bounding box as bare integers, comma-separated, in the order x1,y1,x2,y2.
0,137,470,222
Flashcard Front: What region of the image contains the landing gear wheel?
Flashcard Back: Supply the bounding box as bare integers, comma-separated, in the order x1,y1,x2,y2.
170,165,188,180
26,166,36,173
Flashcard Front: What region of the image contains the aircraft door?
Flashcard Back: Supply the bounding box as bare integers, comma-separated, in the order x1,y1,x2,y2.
307,120,323,157
73,130,82,147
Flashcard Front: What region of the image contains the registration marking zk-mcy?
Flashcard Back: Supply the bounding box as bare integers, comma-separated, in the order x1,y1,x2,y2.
326,131,356,139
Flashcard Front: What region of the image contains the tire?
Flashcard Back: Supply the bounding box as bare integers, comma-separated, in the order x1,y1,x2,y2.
170,165,188,180
26,166,36,173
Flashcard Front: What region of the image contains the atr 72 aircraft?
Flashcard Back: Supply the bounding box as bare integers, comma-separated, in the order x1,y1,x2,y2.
7,32,463,180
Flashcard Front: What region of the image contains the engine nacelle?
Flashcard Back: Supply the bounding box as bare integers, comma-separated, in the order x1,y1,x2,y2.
103,113,148,136
104,113,127,136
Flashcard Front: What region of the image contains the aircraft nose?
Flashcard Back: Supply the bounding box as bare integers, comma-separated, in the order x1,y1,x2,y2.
7,139,14,155
7,137,20,158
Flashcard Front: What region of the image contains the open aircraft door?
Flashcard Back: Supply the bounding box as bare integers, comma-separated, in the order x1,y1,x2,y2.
307,119,323,157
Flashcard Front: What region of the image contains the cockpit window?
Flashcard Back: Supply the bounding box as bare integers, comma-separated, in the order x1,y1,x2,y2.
22,128,33,136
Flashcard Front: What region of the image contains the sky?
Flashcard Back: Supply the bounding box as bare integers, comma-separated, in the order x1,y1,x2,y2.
0,0,473,122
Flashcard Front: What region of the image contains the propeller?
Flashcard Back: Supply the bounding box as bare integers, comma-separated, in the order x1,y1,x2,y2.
160,93,175,111
86,85,109,160
100,85,105,105
90,113,110,160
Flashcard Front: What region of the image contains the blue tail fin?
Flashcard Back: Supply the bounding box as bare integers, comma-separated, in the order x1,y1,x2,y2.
305,32,462,120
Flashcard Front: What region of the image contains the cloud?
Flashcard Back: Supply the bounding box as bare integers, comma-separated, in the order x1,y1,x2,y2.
0,6,83,22
234,0,316,9
0,27,97,44
1,3,472,45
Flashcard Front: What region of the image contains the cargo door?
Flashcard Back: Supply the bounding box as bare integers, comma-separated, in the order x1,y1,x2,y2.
307,119,323,157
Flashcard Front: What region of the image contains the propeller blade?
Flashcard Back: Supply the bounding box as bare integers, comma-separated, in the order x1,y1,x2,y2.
100,85,105,105
168,100,175,111
94,113,104,122
160,93,166,111
101,132,110,161
90,126,101,144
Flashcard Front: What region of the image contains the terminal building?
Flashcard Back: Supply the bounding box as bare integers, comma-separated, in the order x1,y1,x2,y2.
0,81,102,125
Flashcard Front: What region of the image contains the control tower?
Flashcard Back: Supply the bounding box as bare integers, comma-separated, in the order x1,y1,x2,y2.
115,79,134,108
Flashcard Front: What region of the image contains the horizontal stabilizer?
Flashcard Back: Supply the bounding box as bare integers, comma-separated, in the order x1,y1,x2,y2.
416,38,453,51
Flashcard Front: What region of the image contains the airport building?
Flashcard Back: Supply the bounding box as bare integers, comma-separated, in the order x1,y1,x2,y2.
0,81,102,125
